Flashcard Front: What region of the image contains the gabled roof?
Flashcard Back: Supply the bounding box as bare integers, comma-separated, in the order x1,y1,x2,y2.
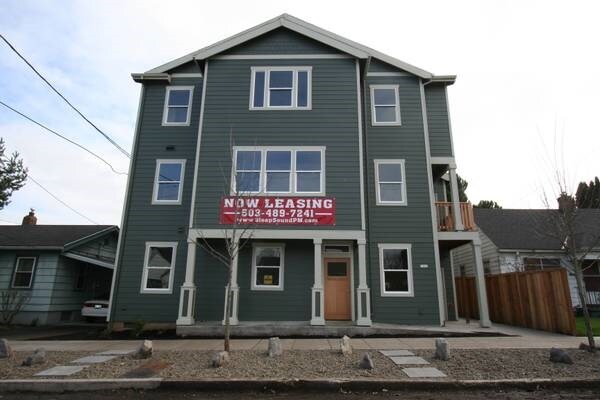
474,208,600,251
0,225,117,250
145,14,436,79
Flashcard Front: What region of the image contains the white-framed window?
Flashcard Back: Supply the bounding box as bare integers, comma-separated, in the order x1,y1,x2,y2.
162,85,193,126
370,85,401,125
378,244,413,297
152,159,186,205
233,147,325,195
140,242,177,294
12,257,36,289
374,159,407,205
251,244,285,290
250,67,312,110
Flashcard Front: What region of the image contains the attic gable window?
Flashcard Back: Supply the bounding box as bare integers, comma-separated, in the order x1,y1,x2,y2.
162,86,193,126
250,67,312,110
370,85,401,125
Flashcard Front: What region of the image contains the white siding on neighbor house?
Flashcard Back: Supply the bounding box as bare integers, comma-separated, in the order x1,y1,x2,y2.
451,231,500,276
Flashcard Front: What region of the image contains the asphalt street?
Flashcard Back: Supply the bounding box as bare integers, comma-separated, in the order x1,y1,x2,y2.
0,389,598,400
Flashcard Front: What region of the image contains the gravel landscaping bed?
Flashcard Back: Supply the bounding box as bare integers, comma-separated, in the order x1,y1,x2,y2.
0,348,598,380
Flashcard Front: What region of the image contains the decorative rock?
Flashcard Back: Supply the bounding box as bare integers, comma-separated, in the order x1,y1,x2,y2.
134,340,153,359
340,335,353,355
359,353,374,370
268,337,283,357
434,338,449,361
211,351,230,368
549,347,573,364
22,349,46,366
0,338,12,359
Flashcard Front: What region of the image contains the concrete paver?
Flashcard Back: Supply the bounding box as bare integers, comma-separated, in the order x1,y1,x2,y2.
35,365,87,376
97,349,135,355
403,367,447,378
390,356,429,365
380,349,414,356
72,355,118,364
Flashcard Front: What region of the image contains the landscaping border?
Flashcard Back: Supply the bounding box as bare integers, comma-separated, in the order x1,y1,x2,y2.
1,377,600,393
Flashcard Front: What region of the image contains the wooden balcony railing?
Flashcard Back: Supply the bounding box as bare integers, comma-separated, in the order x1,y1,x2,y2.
435,201,476,231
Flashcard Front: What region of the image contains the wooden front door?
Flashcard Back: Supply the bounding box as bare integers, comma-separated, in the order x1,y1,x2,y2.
324,258,351,320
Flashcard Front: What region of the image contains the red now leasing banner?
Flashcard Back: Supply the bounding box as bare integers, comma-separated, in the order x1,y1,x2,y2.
220,196,336,225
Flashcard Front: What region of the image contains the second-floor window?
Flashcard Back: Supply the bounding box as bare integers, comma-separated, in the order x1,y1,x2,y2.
162,86,193,126
370,85,401,125
374,159,407,205
233,147,324,195
152,160,186,204
250,67,312,110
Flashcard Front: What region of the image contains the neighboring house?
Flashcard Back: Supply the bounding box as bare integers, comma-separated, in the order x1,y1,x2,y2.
452,208,600,308
110,14,490,333
0,211,118,325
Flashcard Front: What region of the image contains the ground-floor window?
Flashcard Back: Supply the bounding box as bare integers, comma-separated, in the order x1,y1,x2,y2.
523,257,561,271
12,257,36,288
251,244,284,290
378,244,413,297
141,242,177,294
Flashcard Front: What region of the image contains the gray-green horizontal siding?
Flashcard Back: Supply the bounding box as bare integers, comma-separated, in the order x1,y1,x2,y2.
368,59,409,74
194,58,362,230
364,75,439,325
112,77,203,323
425,84,453,157
222,28,343,55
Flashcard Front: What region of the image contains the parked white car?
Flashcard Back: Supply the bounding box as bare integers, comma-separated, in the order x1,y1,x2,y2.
81,300,109,321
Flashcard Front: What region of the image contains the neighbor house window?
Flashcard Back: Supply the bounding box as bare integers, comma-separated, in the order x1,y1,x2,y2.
523,257,561,271
370,85,401,125
141,242,177,293
252,245,284,290
250,67,312,109
378,244,413,296
374,159,407,205
12,257,36,289
233,147,324,195
152,160,186,204
162,86,193,125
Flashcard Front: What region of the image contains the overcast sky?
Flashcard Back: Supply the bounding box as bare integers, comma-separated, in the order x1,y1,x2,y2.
1,0,599,225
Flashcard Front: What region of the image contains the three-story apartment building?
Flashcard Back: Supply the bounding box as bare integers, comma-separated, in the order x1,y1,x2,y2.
109,14,491,333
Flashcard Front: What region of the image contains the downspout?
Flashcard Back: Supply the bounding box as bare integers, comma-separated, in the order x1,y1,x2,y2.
360,56,374,319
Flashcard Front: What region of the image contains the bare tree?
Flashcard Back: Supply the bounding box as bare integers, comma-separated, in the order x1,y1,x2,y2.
0,290,30,325
192,136,255,352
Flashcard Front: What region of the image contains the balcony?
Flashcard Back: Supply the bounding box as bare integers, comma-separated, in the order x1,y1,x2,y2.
435,202,476,231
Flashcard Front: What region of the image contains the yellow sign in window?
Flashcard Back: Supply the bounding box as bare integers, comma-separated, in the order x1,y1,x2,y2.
263,275,273,285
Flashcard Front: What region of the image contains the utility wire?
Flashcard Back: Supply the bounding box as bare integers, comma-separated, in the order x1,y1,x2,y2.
0,100,128,176
0,33,131,158
27,175,99,225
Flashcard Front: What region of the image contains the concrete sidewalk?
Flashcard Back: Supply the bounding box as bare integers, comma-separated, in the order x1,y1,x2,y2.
9,335,598,353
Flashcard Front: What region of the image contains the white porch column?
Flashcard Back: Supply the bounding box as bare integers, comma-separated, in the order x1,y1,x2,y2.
177,240,197,326
310,238,325,325
449,165,464,231
356,239,372,326
222,244,240,326
472,240,491,327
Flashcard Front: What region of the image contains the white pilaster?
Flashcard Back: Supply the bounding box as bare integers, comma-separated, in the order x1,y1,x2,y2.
176,241,197,326
449,166,464,231
472,240,491,327
310,238,325,325
356,239,372,326
222,246,240,325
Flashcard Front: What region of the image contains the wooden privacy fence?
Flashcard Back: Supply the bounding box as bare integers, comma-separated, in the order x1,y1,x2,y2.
455,269,576,335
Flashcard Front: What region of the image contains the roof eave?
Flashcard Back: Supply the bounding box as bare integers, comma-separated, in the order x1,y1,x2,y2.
131,73,171,83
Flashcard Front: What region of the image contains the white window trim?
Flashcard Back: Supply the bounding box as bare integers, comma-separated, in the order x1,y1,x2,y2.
374,159,407,206
250,66,312,110
370,84,401,126
251,243,285,291
232,146,325,196
162,85,194,126
152,159,186,205
11,256,36,289
378,243,414,297
140,242,178,294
